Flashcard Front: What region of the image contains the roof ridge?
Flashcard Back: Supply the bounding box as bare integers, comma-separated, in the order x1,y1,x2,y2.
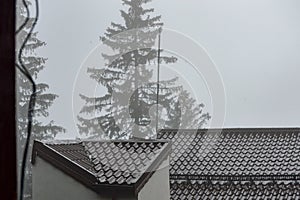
32,139,172,198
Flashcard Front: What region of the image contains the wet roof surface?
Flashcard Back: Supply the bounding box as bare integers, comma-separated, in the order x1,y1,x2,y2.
170,180,300,200
32,139,171,197
159,128,300,198
47,141,169,185
158,128,300,179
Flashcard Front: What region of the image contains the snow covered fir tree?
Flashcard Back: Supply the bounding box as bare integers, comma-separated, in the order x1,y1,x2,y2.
78,0,210,139
16,0,65,199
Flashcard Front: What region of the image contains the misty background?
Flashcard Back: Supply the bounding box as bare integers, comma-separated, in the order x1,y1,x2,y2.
35,0,300,139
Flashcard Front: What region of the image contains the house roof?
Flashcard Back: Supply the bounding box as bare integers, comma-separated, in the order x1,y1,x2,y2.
158,128,300,181
158,128,300,198
170,180,300,199
32,139,171,198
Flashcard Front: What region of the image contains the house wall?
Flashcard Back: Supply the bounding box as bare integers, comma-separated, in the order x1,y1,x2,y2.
32,157,136,200
138,157,170,200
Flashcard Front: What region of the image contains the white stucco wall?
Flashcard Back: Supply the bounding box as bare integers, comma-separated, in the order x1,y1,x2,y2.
32,157,108,200
33,156,170,200
138,157,170,200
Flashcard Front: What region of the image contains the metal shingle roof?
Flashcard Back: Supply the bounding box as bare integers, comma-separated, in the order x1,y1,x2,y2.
158,128,300,198
32,139,171,197
170,180,300,200
158,128,300,180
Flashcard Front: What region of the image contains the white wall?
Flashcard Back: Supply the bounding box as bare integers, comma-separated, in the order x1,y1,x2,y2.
32,157,137,200
33,157,107,200
33,156,170,200
138,157,170,200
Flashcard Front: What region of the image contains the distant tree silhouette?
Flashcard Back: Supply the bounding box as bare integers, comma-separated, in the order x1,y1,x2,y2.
16,0,65,199
78,0,210,139
164,90,211,129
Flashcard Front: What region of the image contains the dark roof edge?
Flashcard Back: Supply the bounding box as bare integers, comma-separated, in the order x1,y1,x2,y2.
91,184,135,198
32,140,137,198
159,127,300,133
134,141,172,195
170,174,300,182
32,140,98,186
135,140,172,195
31,140,172,198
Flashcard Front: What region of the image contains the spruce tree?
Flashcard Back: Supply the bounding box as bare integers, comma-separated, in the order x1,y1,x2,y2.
164,90,211,129
16,0,65,199
78,0,210,139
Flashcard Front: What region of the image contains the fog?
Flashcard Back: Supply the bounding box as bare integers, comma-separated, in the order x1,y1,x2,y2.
35,0,300,138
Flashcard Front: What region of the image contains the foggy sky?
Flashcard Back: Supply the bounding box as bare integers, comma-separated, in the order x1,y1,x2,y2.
35,0,300,139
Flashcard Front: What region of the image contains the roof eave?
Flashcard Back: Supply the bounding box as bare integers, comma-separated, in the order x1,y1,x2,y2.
134,141,172,195
32,140,172,198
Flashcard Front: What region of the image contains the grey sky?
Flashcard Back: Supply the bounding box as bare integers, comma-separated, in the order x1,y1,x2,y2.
35,0,300,139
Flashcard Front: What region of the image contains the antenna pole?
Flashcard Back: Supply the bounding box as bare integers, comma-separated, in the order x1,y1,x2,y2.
156,28,162,134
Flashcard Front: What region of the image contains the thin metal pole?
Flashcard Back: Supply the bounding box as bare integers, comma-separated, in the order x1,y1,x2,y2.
156,28,161,134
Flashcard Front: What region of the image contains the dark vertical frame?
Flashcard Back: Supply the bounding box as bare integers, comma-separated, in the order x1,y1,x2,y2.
0,0,16,199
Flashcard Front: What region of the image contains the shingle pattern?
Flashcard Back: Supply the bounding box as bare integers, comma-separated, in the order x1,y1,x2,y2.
170,180,300,200
47,141,168,185
158,129,300,178
158,128,300,199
